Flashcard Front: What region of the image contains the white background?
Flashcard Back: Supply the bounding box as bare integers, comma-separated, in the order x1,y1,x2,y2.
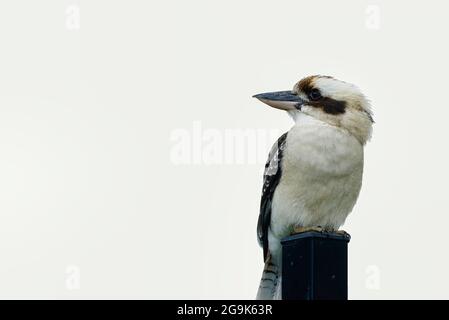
0,0,448,299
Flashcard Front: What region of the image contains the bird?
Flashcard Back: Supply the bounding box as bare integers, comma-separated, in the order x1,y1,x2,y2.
253,75,373,300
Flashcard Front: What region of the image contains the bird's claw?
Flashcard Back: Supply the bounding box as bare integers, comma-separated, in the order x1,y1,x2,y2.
292,226,349,237
292,226,325,234
335,230,350,238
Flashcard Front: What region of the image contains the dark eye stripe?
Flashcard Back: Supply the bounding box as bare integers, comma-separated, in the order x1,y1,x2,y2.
308,97,346,115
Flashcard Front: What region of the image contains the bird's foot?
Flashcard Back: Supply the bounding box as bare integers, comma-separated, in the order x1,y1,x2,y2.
292,227,350,238
292,226,325,234
335,230,350,237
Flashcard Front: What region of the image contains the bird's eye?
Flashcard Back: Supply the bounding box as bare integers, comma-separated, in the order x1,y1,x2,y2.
308,89,322,101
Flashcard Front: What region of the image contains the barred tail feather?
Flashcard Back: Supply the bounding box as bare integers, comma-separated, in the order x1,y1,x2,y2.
256,256,281,300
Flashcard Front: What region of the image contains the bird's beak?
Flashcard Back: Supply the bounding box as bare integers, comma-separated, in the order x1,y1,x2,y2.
253,91,305,111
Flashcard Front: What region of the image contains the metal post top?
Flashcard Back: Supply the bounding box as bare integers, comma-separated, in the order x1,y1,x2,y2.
281,230,350,300
281,230,351,244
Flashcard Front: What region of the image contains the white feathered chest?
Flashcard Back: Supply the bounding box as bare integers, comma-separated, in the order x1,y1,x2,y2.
270,116,364,239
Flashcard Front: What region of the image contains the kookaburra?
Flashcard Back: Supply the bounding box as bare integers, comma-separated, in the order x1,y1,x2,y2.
253,75,373,300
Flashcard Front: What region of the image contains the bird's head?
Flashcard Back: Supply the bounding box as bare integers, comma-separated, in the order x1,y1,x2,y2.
253,75,374,145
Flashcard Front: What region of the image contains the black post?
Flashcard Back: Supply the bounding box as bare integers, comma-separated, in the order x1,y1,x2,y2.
281,231,350,300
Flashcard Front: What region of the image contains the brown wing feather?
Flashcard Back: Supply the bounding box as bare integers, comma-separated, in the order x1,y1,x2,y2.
257,132,288,261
